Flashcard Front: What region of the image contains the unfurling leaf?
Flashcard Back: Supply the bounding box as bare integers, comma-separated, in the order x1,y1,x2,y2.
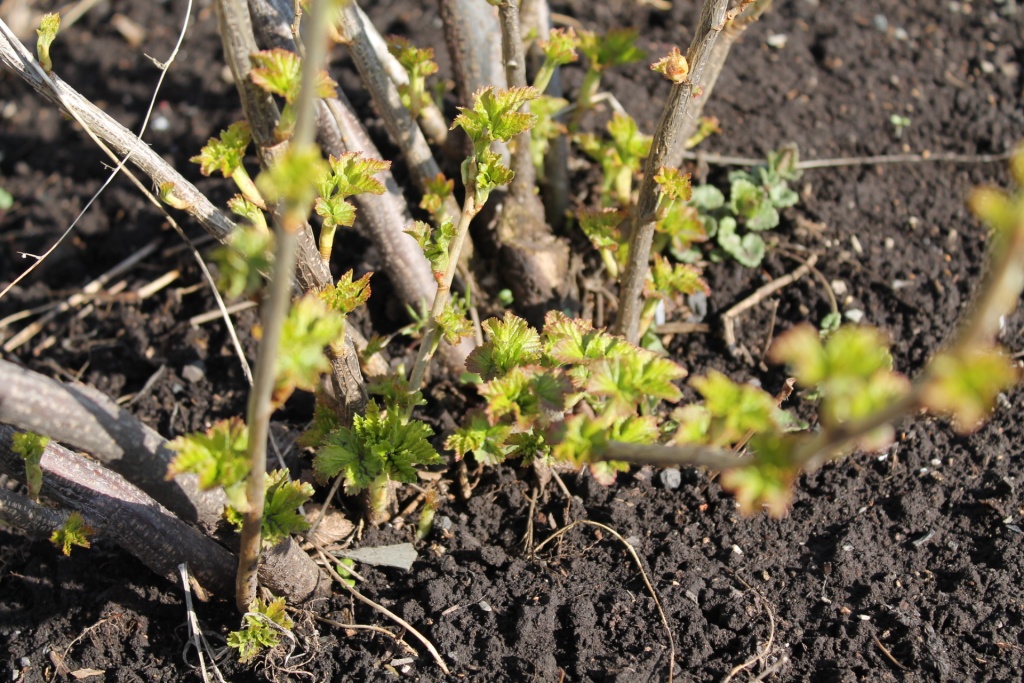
405,218,455,280
648,254,709,299
451,86,540,153
12,432,49,501
191,122,251,178
654,167,693,202
578,208,625,252
437,300,475,346
256,144,327,219
923,347,1019,433
587,351,686,416
250,48,337,103
689,371,780,446
465,312,543,380
479,366,570,429
274,295,346,403
578,28,646,72
420,173,455,220
51,512,92,556
319,270,372,316
228,596,293,663
225,470,313,547
36,13,60,73
445,410,511,465
166,418,251,510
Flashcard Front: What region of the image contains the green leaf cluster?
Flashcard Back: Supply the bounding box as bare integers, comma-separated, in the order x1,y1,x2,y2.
419,173,454,223
683,147,802,267
192,122,252,179
274,294,347,404
578,28,646,72
166,418,251,510
256,144,328,224
50,512,91,556
770,324,909,450
454,311,684,481
211,224,273,300
314,401,441,512
923,347,1019,433
12,431,48,501
405,218,455,282
387,37,438,115
577,114,652,207
228,596,294,663
534,28,579,93
225,469,313,547
319,270,372,318
250,48,337,104
452,86,540,156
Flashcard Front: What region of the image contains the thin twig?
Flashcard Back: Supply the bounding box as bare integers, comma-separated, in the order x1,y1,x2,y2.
533,520,676,683
679,148,1015,170
721,253,818,350
312,615,419,658
310,539,450,674
872,634,910,671
179,564,229,683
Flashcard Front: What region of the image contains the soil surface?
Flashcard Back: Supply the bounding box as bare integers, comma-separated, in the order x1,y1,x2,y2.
2,0,1024,681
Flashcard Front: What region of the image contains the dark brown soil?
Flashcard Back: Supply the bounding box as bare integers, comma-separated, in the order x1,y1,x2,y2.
2,1,1023,681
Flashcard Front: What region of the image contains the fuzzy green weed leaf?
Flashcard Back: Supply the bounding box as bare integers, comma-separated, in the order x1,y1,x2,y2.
319,270,372,316
729,178,779,231
717,216,766,268
250,48,337,103
445,410,511,465
720,433,799,517
405,218,455,281
166,418,250,510
36,13,60,73
465,312,543,380
12,432,48,501
228,596,293,663
578,28,645,71
923,347,1019,434
274,295,346,403
690,184,725,211
191,122,251,178
212,225,273,299
50,512,91,556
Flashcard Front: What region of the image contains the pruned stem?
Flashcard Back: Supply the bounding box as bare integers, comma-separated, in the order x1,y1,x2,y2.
614,0,729,343
496,0,539,203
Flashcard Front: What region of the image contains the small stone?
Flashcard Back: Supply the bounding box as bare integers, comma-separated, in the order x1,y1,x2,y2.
478,600,492,612
659,468,682,491
151,114,171,132
18,658,29,668
873,14,889,31
435,515,453,532
980,60,996,74
850,235,863,254
884,237,895,250
844,309,865,323
893,27,909,41
766,33,788,48
182,361,205,383
731,544,744,555
831,280,848,296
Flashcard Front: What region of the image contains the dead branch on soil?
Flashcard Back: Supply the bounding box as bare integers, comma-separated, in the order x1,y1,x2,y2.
533,519,677,683
721,253,818,351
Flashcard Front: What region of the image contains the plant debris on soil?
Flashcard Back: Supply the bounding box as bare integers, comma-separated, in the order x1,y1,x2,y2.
2,1,1023,681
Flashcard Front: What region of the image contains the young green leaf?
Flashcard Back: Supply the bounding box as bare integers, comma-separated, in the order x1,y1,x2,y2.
577,114,651,206
274,294,346,403
420,173,455,222
50,512,92,556
923,347,1019,434
227,194,269,232
586,350,686,416
451,86,540,154
542,311,629,371
405,218,455,281
166,418,251,510
578,208,625,253
689,371,781,447
211,224,273,299
654,167,693,203
465,312,543,380
256,144,328,221
36,13,60,74
226,469,313,547
437,298,474,346
716,216,766,268
729,177,779,231
719,433,800,517
192,121,252,179
298,396,345,449
577,28,646,72
445,410,511,465
479,366,571,429
319,270,372,316
228,596,294,663
534,27,580,93
648,254,709,299
250,48,337,104
12,432,48,501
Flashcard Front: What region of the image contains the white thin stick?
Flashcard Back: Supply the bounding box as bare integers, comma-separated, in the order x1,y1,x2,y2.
0,0,194,303
178,563,228,683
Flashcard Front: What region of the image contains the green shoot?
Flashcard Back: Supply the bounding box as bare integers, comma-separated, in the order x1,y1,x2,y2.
273,294,347,405
437,296,475,346
225,469,313,547
166,418,251,511
314,153,391,261
405,218,455,282
12,432,48,501
889,113,911,138
451,86,540,159
416,490,437,542
249,48,337,139
577,114,652,207
191,122,265,210
387,36,439,119
335,558,358,587
228,596,294,663
158,182,192,211
314,400,441,522
685,116,721,150
50,512,92,556
36,13,60,74
227,194,269,233
419,173,455,224
640,254,709,335
211,224,274,300
255,144,329,230
319,270,372,320
534,27,580,94
578,208,627,278
529,95,569,180
572,28,646,128
445,410,512,465
465,311,543,380
923,348,1019,433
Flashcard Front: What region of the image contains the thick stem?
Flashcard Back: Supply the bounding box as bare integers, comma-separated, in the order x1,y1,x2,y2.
408,195,479,390
666,0,773,169
0,359,225,530
438,0,507,104
614,0,729,343
0,425,237,597
496,1,538,203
